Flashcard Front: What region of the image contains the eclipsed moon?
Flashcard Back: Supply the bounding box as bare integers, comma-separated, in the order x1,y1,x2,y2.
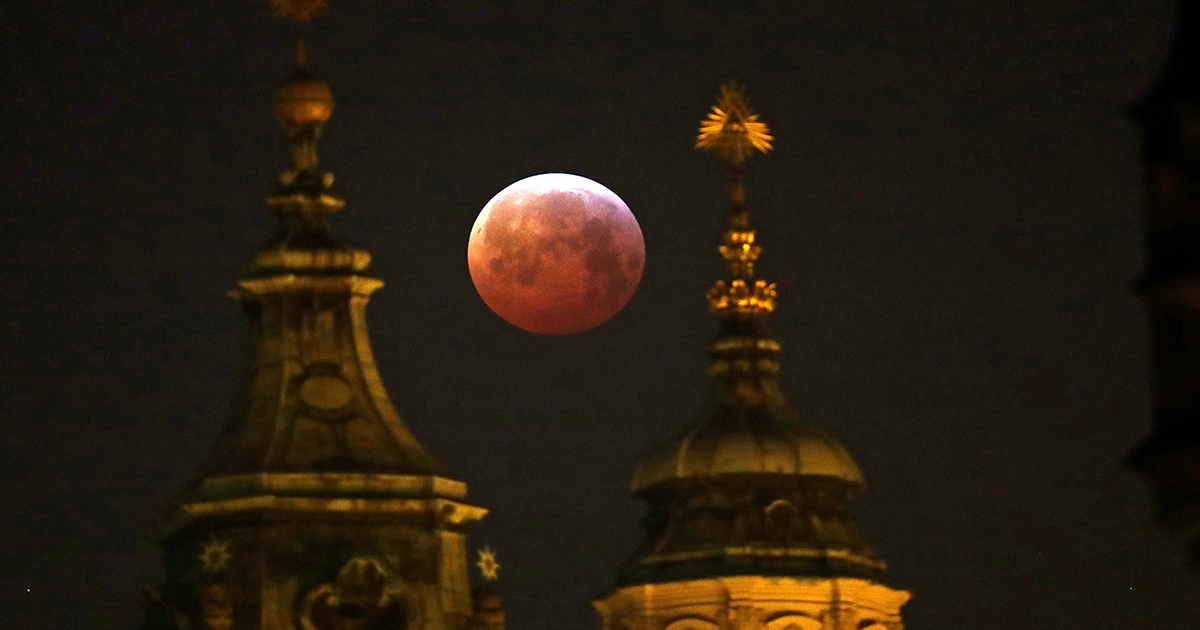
467,173,645,335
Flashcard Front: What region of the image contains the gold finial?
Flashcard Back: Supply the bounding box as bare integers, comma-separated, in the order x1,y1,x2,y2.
698,82,777,317
271,31,333,184
269,0,329,23
476,546,501,581
695,82,774,165
264,0,339,206
273,66,334,129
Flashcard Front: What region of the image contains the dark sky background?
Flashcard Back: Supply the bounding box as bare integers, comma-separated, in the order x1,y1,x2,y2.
2,0,1196,628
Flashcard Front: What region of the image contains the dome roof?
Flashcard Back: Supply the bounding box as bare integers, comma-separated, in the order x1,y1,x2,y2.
630,406,864,494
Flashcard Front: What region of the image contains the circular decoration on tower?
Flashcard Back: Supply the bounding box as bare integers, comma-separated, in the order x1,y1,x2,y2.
294,362,356,420
299,374,352,411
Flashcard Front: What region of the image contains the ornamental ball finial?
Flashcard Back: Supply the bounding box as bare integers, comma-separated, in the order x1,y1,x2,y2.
273,65,333,128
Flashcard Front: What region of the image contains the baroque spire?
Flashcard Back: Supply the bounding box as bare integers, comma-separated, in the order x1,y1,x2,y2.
141,3,486,628
692,82,786,420
698,82,778,324
174,0,453,497
594,81,908,630
621,82,886,582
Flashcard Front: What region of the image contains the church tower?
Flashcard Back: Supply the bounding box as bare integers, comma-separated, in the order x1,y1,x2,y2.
140,3,487,628
593,84,910,630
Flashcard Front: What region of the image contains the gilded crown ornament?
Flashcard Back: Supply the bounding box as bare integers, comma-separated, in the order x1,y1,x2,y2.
697,82,777,317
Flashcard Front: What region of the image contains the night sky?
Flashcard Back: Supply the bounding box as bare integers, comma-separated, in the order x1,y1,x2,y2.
3,1,1196,628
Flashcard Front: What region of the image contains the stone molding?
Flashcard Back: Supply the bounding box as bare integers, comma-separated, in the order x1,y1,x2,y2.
594,576,908,630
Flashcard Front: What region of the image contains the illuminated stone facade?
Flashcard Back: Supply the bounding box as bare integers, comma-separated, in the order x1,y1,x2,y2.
595,577,906,630
140,5,912,628
139,26,488,630
593,84,909,630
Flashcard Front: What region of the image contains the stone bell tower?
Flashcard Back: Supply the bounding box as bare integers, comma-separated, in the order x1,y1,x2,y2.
139,2,486,628
592,84,910,630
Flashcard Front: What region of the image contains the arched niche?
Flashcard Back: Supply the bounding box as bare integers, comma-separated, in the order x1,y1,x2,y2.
662,616,720,630
299,557,421,630
764,613,822,630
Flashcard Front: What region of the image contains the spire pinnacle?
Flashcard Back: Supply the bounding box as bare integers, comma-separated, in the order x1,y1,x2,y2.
697,82,777,317
267,1,339,212
695,81,774,165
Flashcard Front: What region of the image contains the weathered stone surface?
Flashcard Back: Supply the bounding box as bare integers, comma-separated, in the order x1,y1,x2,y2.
141,29,486,627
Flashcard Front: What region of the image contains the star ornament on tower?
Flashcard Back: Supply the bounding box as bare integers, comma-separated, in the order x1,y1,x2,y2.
476,546,501,581
198,537,233,573
695,82,774,165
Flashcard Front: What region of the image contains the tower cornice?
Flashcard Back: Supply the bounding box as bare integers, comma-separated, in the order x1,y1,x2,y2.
157,471,488,543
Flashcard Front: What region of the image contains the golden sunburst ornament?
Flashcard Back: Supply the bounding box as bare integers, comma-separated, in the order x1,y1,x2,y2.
198,537,233,573
268,0,329,23
476,546,501,581
696,82,774,164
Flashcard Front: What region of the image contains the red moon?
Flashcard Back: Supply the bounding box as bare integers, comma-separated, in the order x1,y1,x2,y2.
468,173,645,335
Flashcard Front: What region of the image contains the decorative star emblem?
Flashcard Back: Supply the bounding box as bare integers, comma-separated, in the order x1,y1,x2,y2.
476,546,500,581
695,82,773,164
198,537,233,573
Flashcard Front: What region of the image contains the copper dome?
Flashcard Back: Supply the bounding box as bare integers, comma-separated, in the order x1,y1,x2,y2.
630,406,864,494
